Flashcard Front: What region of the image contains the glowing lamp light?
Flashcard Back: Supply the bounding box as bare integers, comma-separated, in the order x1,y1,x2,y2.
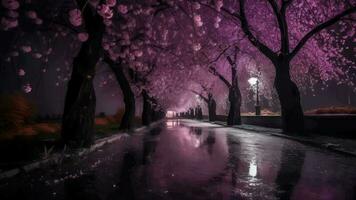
248,77,258,86
248,77,261,115
249,161,257,177
166,111,175,118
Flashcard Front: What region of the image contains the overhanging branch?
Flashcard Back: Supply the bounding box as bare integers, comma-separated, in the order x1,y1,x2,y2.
289,6,356,60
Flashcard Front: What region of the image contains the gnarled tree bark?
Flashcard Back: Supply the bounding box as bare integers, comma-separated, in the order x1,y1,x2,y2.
274,60,304,134
61,1,105,146
142,89,152,126
227,85,242,125
106,60,136,131
207,93,217,121
193,91,217,122
226,54,242,126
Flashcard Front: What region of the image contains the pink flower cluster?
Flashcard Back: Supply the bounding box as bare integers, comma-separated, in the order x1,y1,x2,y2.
97,4,113,19
21,46,32,53
1,17,17,30
27,10,42,25
117,4,128,14
23,83,32,93
1,0,19,30
1,0,19,10
69,9,82,27
18,68,25,76
78,32,89,42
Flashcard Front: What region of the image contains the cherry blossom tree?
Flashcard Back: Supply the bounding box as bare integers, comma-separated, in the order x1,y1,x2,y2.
147,0,276,125
101,0,171,130
1,0,101,145
2,0,354,144
193,0,356,133
190,76,219,121
1,0,162,143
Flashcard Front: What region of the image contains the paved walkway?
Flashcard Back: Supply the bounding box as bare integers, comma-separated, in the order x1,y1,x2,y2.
1,119,356,200
206,120,356,157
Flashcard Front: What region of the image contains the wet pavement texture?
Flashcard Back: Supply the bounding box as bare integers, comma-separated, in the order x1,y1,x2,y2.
1,119,356,200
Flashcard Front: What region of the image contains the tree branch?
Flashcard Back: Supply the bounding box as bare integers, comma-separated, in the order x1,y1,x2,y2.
239,0,277,60
267,0,290,54
207,45,233,64
190,90,208,103
226,55,234,67
200,84,211,94
281,0,293,11
289,6,356,60
208,65,231,88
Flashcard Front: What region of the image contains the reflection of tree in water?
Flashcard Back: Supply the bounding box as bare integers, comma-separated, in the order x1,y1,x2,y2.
118,151,138,200
166,119,180,128
195,134,306,200
107,127,162,200
142,127,162,165
225,134,243,199
275,145,305,200
197,134,243,199
189,127,217,155
203,131,216,155
189,127,203,135
139,127,163,199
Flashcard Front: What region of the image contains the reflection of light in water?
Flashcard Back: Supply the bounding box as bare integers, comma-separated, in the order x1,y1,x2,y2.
249,160,257,177
166,121,174,128
179,128,202,148
166,120,180,128
194,139,200,148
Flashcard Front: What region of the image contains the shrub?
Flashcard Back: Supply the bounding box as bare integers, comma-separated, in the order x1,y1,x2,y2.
0,93,36,132
33,123,60,134
242,109,280,116
95,117,110,126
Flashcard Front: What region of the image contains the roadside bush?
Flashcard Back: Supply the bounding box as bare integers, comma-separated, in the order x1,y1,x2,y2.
242,109,280,116
95,117,110,126
0,93,36,133
33,123,60,134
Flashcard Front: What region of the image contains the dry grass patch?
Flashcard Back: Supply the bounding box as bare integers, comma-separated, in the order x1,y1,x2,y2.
305,106,356,115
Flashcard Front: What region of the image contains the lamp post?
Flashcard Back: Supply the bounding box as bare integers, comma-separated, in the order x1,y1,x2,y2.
248,77,261,115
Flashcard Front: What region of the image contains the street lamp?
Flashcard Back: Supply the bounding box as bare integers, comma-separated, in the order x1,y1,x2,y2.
248,77,261,116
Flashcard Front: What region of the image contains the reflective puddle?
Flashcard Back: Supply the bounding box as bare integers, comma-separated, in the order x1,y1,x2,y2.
1,119,356,200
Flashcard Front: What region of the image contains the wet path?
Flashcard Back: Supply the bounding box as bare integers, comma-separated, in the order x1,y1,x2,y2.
1,119,356,200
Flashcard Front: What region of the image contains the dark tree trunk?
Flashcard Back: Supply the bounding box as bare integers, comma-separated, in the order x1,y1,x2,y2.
274,60,304,134
227,86,242,125
208,96,217,121
61,3,104,146
151,109,157,121
195,107,199,119
142,89,152,126
189,108,194,118
61,67,96,146
108,62,135,131
196,106,203,120
227,68,242,126
151,106,165,121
